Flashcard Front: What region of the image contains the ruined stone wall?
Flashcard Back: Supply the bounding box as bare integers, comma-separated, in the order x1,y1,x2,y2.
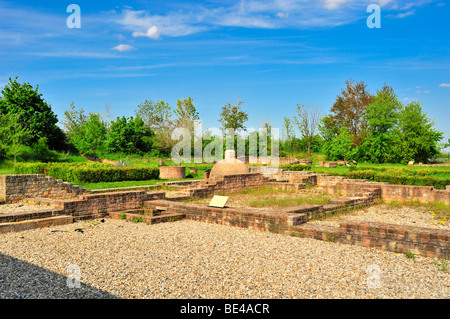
287,222,449,259
316,174,450,205
0,174,87,203
381,184,450,205
32,190,165,221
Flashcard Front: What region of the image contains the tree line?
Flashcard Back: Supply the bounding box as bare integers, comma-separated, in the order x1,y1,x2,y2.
0,77,446,164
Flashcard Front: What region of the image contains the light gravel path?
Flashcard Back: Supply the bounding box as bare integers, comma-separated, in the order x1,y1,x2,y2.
0,219,448,299
0,203,56,215
311,204,449,230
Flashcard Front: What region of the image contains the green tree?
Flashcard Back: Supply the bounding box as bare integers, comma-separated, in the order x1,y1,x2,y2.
282,116,296,155
328,127,357,161
0,113,31,164
135,99,172,132
105,116,154,154
62,102,87,150
362,85,402,163
218,99,249,133
174,97,199,131
319,114,339,159
136,99,174,156
397,101,443,163
75,113,107,158
0,77,66,150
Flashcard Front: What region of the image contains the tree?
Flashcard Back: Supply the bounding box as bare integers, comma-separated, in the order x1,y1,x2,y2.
319,114,339,158
174,97,199,131
282,116,296,155
136,99,172,133
397,101,443,163
105,116,154,154
362,85,402,163
330,79,373,147
0,77,66,150
75,113,107,158
135,99,174,156
328,127,357,161
62,102,87,148
218,99,249,134
293,104,321,155
0,113,31,164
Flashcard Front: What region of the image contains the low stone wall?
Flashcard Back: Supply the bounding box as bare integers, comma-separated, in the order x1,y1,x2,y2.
32,190,166,221
144,200,289,232
0,216,74,234
287,221,450,259
316,174,449,205
381,184,450,205
146,193,375,231
0,174,87,203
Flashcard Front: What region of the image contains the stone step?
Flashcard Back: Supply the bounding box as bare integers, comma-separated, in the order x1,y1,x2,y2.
0,216,74,234
0,208,66,224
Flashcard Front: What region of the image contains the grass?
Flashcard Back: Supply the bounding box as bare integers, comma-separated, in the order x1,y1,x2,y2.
190,186,333,209
432,258,449,273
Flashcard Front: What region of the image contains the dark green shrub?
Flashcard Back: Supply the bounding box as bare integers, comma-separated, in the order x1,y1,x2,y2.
14,162,160,184
344,170,376,181
280,164,312,171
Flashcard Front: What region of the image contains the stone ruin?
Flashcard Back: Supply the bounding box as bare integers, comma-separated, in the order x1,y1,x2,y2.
0,151,449,258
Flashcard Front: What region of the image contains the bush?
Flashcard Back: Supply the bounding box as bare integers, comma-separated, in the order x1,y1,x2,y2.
14,162,160,184
337,167,449,189
280,164,312,171
344,170,376,181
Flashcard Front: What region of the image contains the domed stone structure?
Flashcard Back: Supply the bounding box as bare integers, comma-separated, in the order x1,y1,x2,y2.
209,150,249,179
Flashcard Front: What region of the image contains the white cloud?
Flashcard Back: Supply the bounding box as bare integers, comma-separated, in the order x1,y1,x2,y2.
395,10,415,18
323,0,354,10
112,44,135,52
132,26,161,39
114,1,433,39
276,12,289,18
439,83,450,87
116,9,207,39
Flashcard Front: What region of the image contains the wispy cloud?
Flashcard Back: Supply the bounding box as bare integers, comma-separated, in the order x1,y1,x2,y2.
395,10,415,18
112,44,135,52
439,83,450,87
26,51,123,59
115,0,422,40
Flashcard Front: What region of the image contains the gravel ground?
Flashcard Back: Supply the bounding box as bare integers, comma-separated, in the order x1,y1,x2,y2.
0,203,56,215
311,204,449,230
0,218,448,299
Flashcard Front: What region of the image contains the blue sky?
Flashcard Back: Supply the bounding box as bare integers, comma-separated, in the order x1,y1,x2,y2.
0,0,449,147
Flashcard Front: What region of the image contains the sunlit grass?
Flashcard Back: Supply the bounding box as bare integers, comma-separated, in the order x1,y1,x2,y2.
190,186,332,209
